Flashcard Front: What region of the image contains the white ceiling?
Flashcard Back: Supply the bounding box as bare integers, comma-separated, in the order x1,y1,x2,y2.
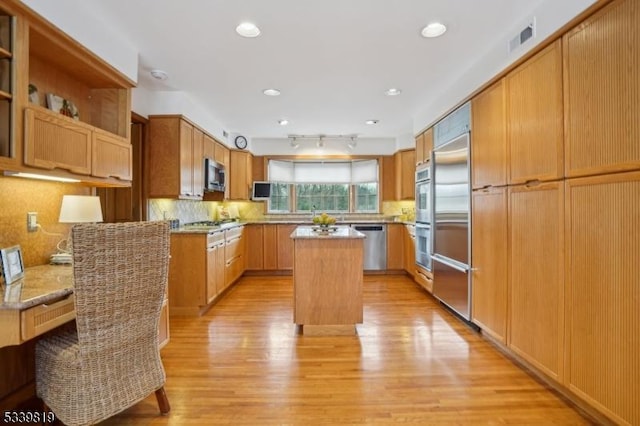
61,1,551,140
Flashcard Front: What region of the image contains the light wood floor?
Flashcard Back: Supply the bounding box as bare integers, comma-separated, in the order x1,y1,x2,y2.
104,275,593,425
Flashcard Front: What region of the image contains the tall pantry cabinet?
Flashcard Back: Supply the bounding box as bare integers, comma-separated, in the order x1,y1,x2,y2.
561,0,640,424
469,0,640,423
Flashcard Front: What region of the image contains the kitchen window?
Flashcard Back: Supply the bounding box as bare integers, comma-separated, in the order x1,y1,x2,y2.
267,159,379,213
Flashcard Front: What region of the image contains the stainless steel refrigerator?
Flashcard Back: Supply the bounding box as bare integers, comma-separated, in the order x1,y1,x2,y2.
432,131,471,320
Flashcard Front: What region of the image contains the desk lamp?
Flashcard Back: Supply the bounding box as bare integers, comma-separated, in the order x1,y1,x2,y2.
52,195,103,264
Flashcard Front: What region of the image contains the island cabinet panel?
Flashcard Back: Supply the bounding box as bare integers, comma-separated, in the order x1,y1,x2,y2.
563,0,640,178
168,233,207,314
471,79,507,189
293,238,363,326
564,172,640,426
471,186,508,343
276,224,297,270
508,181,564,381
245,224,264,270
506,39,563,185
386,223,404,270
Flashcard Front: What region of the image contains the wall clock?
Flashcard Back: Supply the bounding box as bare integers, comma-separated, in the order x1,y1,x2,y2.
234,135,248,150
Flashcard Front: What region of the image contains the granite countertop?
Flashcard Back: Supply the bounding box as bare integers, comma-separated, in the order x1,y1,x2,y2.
1,264,73,310
290,225,366,239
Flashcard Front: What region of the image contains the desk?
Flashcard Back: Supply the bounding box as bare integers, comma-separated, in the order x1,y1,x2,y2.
0,265,74,349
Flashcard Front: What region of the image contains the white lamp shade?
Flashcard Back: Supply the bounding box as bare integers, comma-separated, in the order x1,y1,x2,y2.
59,195,104,223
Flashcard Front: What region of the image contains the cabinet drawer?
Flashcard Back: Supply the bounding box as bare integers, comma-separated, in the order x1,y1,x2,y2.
414,266,433,293
207,231,225,247
225,226,243,242
21,295,75,341
225,236,242,263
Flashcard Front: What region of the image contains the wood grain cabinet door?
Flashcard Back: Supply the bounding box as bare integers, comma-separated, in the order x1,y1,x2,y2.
179,120,195,197
563,0,640,177
24,107,92,175
471,79,507,188
471,186,508,343
92,130,132,180
506,40,563,184
386,224,404,270
508,181,564,381
564,171,640,426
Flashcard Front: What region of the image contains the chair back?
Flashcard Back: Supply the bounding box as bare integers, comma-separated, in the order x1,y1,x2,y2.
70,221,170,356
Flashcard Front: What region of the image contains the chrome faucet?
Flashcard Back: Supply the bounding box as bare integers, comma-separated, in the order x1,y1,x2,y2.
311,205,317,219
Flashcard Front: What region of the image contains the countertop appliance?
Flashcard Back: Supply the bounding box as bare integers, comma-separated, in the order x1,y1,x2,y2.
415,162,432,271
350,224,386,271
204,158,225,193
432,102,472,320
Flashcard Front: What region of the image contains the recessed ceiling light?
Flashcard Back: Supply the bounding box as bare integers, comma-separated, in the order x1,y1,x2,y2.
263,88,281,96
365,119,379,125
421,22,447,38
385,88,402,96
278,119,289,126
150,69,168,81
236,22,260,38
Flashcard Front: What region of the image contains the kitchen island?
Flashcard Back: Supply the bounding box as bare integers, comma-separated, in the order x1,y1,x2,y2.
291,226,365,335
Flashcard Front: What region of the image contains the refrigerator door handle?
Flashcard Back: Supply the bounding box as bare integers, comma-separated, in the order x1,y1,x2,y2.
431,254,469,273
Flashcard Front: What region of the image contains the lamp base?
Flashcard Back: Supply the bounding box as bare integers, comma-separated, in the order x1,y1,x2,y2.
50,252,72,265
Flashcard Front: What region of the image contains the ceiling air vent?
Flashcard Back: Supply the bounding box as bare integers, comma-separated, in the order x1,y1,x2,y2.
223,130,229,138
508,18,536,54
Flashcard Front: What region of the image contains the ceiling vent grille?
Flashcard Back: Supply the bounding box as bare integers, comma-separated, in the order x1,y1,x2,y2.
508,18,536,54
223,130,229,138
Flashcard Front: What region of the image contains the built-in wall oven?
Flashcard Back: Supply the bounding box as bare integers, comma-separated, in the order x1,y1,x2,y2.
415,162,432,272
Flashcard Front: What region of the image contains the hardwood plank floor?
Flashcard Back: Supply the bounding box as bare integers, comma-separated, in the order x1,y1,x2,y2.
103,275,593,425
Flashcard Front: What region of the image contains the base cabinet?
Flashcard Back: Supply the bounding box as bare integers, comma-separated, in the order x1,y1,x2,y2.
565,172,640,425
386,224,404,270
403,225,416,278
508,182,564,381
471,186,508,343
158,299,169,349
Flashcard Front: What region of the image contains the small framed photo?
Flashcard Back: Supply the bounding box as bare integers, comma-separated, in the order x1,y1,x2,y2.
0,245,25,285
46,93,79,120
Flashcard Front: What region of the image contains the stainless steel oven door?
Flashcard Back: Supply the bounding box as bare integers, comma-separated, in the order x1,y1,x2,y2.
415,179,431,224
415,223,431,271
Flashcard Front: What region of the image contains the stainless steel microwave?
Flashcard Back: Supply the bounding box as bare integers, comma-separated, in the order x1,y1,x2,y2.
204,158,225,192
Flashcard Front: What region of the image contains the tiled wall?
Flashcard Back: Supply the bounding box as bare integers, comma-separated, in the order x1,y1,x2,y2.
147,199,266,223
0,176,90,267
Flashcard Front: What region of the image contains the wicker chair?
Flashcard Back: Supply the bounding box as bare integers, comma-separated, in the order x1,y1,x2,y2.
35,221,171,426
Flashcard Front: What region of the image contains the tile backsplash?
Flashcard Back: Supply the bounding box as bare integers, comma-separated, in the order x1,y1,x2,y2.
148,199,266,223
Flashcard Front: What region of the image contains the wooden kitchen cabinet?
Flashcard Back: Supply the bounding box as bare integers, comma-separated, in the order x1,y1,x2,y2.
148,115,205,199
563,0,640,178
403,224,416,278
263,224,278,270
276,224,297,270
564,171,640,426
386,223,404,270
224,226,245,287
158,298,170,349
395,149,416,200
471,79,507,188
508,181,564,381
471,186,508,343
168,229,229,316
92,129,133,181
415,128,433,165
506,39,563,184
245,224,264,270
381,155,396,202
229,150,253,200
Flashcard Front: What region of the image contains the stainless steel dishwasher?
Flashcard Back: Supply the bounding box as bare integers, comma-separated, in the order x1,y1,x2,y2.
350,224,387,270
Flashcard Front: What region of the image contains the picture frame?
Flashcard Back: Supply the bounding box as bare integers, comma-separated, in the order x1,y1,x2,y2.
0,245,25,285
46,93,79,120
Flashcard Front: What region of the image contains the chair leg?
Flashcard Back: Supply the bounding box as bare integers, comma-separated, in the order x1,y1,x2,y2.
155,387,171,415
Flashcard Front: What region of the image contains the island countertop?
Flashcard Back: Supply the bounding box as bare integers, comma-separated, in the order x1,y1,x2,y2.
290,225,366,239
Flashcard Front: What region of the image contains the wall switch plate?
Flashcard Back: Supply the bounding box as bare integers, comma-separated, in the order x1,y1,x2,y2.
27,212,38,232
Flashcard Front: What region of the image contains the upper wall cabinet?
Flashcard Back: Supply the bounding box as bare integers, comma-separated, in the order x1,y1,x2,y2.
506,39,563,185
229,150,253,200
563,0,640,178
415,128,433,166
0,1,134,185
148,115,204,200
394,149,415,200
471,79,507,188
